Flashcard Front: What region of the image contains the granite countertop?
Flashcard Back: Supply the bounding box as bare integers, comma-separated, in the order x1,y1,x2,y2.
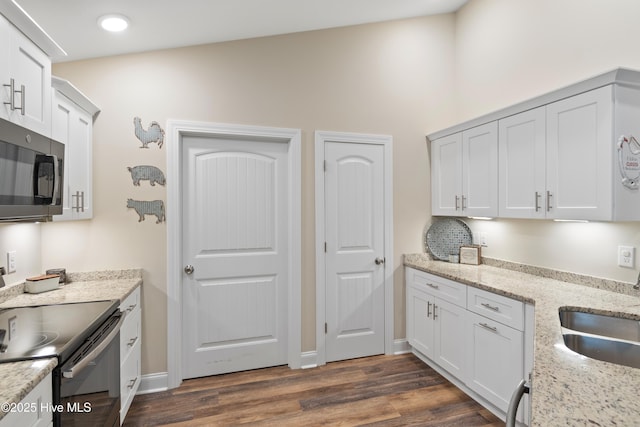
0,359,58,419
0,270,142,421
404,254,640,427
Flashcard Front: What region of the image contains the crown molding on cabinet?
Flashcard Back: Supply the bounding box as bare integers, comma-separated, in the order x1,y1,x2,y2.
0,0,66,59
427,67,640,141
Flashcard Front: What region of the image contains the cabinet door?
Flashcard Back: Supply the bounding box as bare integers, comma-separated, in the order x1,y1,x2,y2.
466,311,523,413
498,107,546,218
462,122,498,217
431,133,462,216
406,286,434,359
0,15,12,122
546,86,613,220
52,91,93,221
434,298,467,380
10,29,51,136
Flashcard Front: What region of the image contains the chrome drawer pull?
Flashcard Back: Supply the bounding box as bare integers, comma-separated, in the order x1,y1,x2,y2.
128,336,139,347
127,303,137,312
481,302,500,312
127,377,138,389
426,282,439,290
479,322,498,333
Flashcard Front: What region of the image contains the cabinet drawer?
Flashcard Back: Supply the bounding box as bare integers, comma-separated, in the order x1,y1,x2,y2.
467,286,524,330
120,308,141,362
407,267,466,307
120,341,141,421
120,288,140,315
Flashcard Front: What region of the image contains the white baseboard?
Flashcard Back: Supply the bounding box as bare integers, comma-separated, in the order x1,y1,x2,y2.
137,372,169,394
138,343,411,395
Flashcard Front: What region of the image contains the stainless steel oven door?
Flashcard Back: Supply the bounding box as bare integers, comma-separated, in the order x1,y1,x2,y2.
54,311,124,427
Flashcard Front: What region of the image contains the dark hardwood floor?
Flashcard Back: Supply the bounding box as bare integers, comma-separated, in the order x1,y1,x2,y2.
123,353,503,426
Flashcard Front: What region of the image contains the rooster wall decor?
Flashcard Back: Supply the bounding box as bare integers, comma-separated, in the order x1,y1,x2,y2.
133,117,164,149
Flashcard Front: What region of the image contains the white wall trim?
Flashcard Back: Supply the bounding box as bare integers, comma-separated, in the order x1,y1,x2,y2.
314,130,394,366
136,372,169,395
166,120,302,389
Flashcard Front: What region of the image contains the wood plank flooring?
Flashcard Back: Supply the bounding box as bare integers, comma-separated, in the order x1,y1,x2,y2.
123,353,504,426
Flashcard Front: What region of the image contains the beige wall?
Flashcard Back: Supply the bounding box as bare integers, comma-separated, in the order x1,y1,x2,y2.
41,15,456,374
454,0,640,284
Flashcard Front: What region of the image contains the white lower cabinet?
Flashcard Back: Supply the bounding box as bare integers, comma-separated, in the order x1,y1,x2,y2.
407,269,467,380
0,373,53,427
119,287,141,424
466,311,523,413
406,267,532,425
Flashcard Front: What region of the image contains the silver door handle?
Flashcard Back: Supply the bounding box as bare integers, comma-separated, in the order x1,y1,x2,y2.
375,257,385,265
184,265,194,275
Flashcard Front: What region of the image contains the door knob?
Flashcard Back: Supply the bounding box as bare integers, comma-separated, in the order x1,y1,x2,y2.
184,265,194,275
375,257,385,265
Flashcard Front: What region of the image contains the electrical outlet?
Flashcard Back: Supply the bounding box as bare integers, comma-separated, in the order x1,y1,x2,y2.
6,251,16,274
8,316,16,341
478,232,488,247
618,245,635,268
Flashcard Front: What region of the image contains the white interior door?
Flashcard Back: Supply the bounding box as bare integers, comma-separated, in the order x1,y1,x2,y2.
181,135,289,379
324,141,386,362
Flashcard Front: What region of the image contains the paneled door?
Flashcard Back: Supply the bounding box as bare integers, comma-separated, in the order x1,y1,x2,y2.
181,135,290,379
324,141,386,362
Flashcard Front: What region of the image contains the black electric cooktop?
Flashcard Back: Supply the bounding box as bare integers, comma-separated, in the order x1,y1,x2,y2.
0,300,118,363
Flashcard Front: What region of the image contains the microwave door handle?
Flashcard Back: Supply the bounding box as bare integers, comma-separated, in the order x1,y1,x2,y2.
50,155,59,206
62,312,126,379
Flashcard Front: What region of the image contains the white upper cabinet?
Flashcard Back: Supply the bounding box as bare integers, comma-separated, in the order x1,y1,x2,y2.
51,78,99,221
0,13,51,136
462,122,498,217
432,122,498,217
431,133,462,216
431,68,640,222
546,86,613,220
498,107,546,218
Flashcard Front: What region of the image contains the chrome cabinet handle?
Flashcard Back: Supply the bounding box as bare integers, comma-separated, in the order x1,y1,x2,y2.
479,322,498,332
535,191,541,212
461,195,467,210
375,257,385,265
72,191,85,212
426,282,439,290
127,336,139,347
3,79,25,115
427,301,431,318
454,195,460,211
546,190,553,211
481,302,500,312
184,265,194,275
127,377,138,389
433,304,438,320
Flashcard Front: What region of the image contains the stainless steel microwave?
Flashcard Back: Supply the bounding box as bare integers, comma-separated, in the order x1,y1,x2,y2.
0,118,64,221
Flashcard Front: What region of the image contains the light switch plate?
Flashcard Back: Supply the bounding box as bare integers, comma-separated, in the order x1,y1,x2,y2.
617,245,635,268
6,251,16,274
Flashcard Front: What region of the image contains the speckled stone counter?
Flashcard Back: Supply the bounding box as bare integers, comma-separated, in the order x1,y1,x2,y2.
404,254,640,427
0,358,57,420
0,269,142,421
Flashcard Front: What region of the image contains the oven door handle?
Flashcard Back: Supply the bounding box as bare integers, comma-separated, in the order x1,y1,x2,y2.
62,311,126,379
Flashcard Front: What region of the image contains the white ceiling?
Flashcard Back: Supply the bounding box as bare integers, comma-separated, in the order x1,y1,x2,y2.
16,0,468,63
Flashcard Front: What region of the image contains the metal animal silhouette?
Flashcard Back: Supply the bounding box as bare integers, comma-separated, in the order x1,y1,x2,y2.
133,117,164,149
127,165,166,186
126,199,165,223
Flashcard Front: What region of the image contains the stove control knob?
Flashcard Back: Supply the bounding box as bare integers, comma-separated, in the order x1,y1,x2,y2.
184,265,195,275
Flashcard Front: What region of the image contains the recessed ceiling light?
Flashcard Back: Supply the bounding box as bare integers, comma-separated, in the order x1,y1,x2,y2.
98,14,130,32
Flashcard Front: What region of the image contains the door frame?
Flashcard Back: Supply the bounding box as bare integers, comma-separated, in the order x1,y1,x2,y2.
166,120,302,389
314,130,394,366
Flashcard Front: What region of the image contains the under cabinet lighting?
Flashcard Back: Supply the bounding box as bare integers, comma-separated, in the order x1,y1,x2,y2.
98,14,130,32
468,216,494,220
553,219,589,223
